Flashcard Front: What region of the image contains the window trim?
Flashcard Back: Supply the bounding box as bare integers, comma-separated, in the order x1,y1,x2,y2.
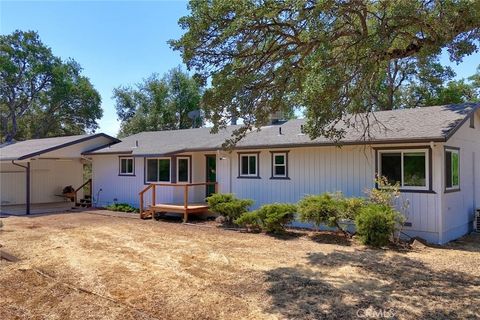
375,146,433,193
118,157,135,176
237,152,261,179
444,146,461,193
176,156,192,184
270,151,290,179
145,157,171,184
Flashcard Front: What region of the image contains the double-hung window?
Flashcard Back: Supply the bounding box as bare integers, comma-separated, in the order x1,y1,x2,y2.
239,153,259,178
119,157,134,176
176,157,190,183
271,152,288,178
146,158,171,183
378,149,429,190
445,148,460,191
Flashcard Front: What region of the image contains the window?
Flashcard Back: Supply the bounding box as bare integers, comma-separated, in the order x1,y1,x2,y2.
239,153,259,177
119,157,134,175
271,152,288,178
177,157,190,183
445,148,460,191
378,149,429,190
146,158,170,183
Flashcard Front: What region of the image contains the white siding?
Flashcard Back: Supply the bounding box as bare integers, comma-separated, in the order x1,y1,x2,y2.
221,145,443,242
0,159,83,205
442,109,480,243
91,153,214,208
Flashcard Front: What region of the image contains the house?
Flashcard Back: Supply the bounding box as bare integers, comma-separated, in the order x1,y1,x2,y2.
84,103,480,244
0,133,119,214
2,104,479,244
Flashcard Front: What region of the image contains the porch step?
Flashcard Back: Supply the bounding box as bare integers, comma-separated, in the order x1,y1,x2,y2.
140,209,154,219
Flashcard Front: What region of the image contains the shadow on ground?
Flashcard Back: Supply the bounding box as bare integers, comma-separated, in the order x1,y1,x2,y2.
264,247,480,319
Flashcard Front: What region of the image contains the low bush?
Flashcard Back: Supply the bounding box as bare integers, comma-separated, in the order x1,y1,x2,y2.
342,197,368,220
235,203,297,233
297,193,352,236
106,203,139,213
206,193,253,224
355,204,401,247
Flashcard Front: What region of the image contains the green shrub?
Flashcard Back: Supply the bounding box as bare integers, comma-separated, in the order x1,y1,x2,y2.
206,193,253,224
342,197,368,220
297,193,347,231
106,203,139,213
355,204,400,246
235,203,297,233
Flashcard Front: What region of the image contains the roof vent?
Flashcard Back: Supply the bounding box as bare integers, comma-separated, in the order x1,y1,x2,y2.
133,140,139,148
278,127,283,135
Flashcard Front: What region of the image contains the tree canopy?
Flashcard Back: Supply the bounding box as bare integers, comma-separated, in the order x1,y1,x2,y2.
0,30,102,142
170,0,480,143
113,67,204,137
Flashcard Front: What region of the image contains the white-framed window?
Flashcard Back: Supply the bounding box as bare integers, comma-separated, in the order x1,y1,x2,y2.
378,149,429,190
271,152,288,178
239,153,259,177
146,158,171,183
119,157,134,175
445,148,460,191
176,156,190,183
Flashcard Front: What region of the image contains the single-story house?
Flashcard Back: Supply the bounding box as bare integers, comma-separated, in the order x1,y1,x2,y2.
84,103,480,244
1,103,479,244
0,133,119,214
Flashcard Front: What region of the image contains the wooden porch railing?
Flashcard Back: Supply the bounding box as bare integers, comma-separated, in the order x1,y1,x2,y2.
139,182,218,219
74,178,92,206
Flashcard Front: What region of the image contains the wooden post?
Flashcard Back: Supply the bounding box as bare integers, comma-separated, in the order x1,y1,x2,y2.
183,184,189,222
152,184,156,206
140,193,144,217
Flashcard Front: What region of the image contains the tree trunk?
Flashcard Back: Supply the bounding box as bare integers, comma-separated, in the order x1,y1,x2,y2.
5,113,17,143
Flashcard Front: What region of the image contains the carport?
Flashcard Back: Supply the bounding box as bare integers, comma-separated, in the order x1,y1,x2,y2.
0,134,119,215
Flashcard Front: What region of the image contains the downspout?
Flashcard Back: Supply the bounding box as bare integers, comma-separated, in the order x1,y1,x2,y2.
12,160,31,215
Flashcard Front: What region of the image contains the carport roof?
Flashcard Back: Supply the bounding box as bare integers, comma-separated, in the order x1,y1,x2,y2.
0,133,120,161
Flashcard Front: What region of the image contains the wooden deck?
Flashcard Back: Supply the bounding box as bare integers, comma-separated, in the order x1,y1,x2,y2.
147,203,210,222
139,182,217,222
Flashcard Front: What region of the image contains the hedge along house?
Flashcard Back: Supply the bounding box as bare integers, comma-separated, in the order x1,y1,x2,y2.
85,103,480,244
0,134,119,215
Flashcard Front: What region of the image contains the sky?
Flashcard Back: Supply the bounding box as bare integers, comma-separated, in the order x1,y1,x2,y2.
1,0,480,137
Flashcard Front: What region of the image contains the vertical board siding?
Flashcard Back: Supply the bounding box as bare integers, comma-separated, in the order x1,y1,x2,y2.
442,110,480,242
0,159,83,205
222,145,441,236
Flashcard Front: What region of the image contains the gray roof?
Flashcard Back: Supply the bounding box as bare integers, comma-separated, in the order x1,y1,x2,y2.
86,103,479,156
0,133,119,161
85,126,242,156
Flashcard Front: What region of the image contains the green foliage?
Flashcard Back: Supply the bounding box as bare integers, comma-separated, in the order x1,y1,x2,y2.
297,193,355,236
106,203,139,213
171,1,480,144
235,203,297,233
355,204,401,247
113,67,204,137
0,30,102,142
369,176,401,207
342,197,368,221
206,193,253,224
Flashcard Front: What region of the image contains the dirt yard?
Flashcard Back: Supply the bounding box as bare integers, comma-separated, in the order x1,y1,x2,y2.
0,211,479,320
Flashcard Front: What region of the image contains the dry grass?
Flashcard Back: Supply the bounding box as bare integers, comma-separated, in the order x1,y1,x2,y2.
0,211,479,320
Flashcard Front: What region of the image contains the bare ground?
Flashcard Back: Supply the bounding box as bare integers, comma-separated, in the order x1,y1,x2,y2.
0,211,479,320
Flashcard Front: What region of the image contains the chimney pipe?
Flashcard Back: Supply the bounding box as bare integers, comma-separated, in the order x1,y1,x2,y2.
279,127,282,135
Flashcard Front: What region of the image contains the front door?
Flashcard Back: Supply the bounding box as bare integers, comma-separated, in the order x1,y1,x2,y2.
205,155,216,198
